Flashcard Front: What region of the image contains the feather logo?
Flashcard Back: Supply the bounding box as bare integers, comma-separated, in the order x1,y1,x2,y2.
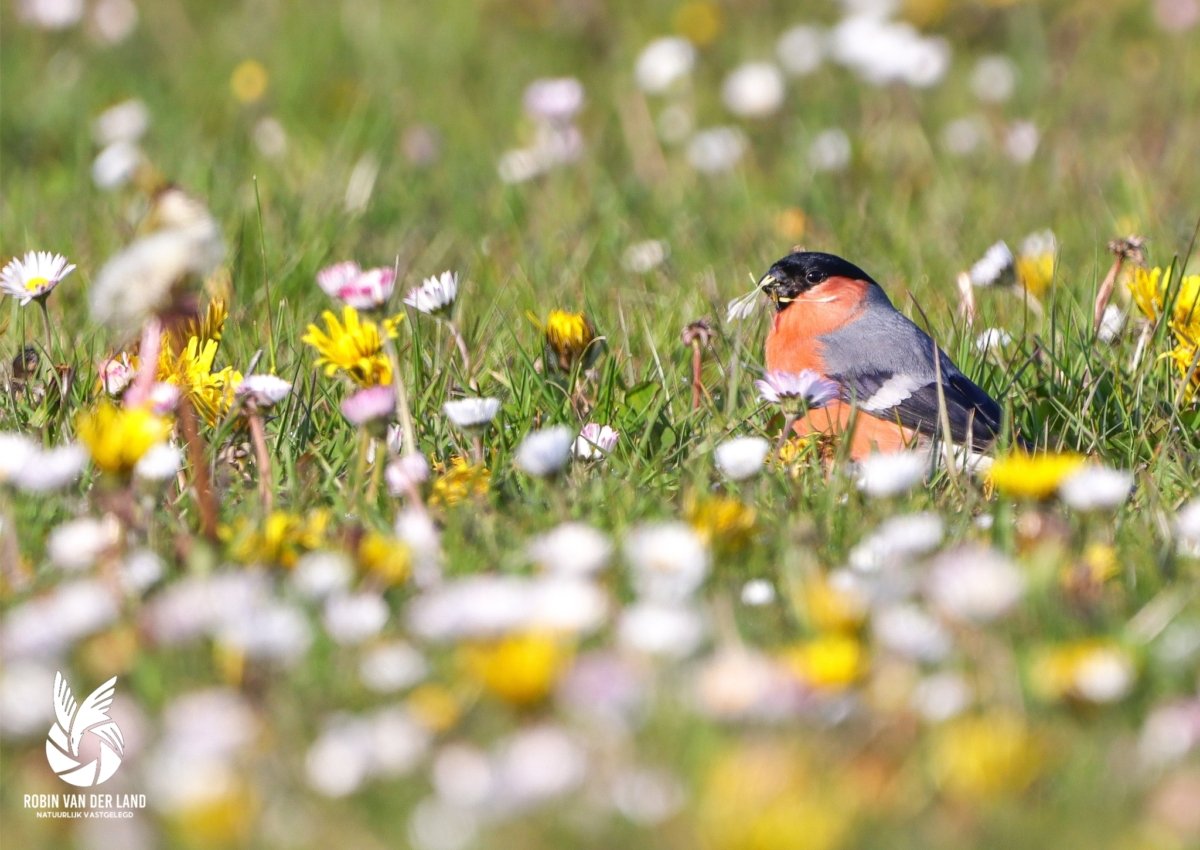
45,671,125,787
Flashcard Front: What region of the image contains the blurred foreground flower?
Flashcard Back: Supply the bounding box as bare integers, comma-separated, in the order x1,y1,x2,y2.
302,305,402,387
855,450,926,498
514,426,575,477
526,522,612,576
783,633,865,691
624,522,710,602
686,494,755,552
713,436,770,481
988,451,1087,499
930,712,1042,801
0,250,75,306
635,36,695,94
223,509,329,568
1016,230,1056,298
1031,640,1136,705
76,402,173,477
1058,465,1134,512
341,384,395,427
462,632,572,707
317,261,396,311
968,241,1015,288
357,531,411,586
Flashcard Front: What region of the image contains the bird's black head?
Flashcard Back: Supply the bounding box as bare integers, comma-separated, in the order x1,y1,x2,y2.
758,251,877,311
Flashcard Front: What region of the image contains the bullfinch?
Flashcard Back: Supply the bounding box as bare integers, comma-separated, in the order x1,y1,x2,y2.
758,250,1007,460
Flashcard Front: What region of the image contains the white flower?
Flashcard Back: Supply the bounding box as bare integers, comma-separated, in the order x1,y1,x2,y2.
828,15,950,87
739,578,776,606
407,575,605,640
386,453,431,496
218,602,311,665
855,450,926,498
1139,700,1200,765
514,425,574,476
396,507,442,585
341,385,395,426
492,726,587,810
253,116,288,157
13,443,86,493
1073,646,1136,703
755,369,840,408
1098,304,1126,343
926,545,1024,623
92,98,149,145
145,572,270,645
405,270,459,314
323,592,389,646
0,433,38,484
16,0,83,29
134,442,181,482
618,602,706,658
523,77,584,124
1004,120,1040,164
442,397,500,430
622,240,669,274
624,522,710,602
850,512,944,572
236,374,292,409
1174,497,1200,555
119,548,163,595
0,251,75,305
92,140,143,189
0,661,56,737
714,436,770,481
941,116,987,156
873,604,952,662
0,580,119,659
635,37,695,94
1020,229,1057,259
89,195,223,333
291,552,353,600
1059,466,1134,512
808,128,852,172
46,517,120,571
911,673,972,722
432,744,493,808
317,262,396,310
975,328,1013,354
970,54,1016,103
968,240,1015,287
776,25,825,76
686,127,746,174
527,522,612,576
91,0,139,45
574,423,619,460
721,62,786,118
359,642,427,693
99,353,136,395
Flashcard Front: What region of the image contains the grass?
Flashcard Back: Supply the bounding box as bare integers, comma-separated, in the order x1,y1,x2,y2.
2,1,1200,848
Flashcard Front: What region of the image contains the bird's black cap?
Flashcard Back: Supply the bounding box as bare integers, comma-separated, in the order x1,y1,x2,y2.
758,251,878,311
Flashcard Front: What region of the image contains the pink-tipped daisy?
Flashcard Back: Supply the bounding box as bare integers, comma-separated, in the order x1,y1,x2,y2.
341,385,396,426
317,261,396,310
237,374,293,410
754,370,840,409
1,251,75,305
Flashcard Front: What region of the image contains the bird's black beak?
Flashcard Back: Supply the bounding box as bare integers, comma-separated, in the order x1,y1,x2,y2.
758,269,789,308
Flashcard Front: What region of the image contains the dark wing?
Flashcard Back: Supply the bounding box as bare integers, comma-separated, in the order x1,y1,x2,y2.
838,367,1003,451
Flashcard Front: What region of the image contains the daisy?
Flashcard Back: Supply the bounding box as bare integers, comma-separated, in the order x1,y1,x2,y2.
404,270,459,315
0,251,75,305
574,423,619,460
442,397,500,431
714,436,770,481
341,385,396,426
755,370,840,410
316,262,396,311
514,426,575,477
236,374,292,409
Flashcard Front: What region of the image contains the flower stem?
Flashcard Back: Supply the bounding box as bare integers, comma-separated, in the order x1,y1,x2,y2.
383,337,418,458
179,396,219,541
446,319,478,392
248,411,273,513
37,298,63,398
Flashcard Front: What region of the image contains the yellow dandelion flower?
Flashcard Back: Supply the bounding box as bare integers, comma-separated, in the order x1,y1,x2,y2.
1060,542,1119,598
673,0,723,46
158,335,243,424
782,633,866,691
987,451,1087,500
1168,335,1199,400
930,711,1042,801
76,401,173,476
541,308,598,372
1030,639,1136,704
1016,252,1055,299
302,305,402,387
1127,265,1171,322
358,531,411,586
176,297,228,347
406,683,461,733
223,509,329,568
700,744,858,850
686,494,756,552
803,577,867,634
461,632,572,707
230,59,268,104
429,456,490,508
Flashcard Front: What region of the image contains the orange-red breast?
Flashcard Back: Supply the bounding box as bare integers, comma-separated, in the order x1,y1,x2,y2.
759,251,1005,460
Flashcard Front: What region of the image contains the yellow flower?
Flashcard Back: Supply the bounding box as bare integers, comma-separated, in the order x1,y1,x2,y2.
542,308,598,372
699,743,858,850
1016,252,1055,299
230,59,268,103
1060,542,1119,598
930,712,1042,801
775,207,808,241
673,0,723,46
164,777,256,847
987,451,1087,499
461,632,571,707
1030,639,1136,704
223,509,329,568
158,335,243,424
406,683,461,733
302,305,402,387
687,494,756,552
782,634,866,691
1128,265,1171,322
1169,334,1199,400
176,297,228,347
1170,273,1200,332
803,578,867,634
429,456,490,508
76,401,173,476
358,531,410,586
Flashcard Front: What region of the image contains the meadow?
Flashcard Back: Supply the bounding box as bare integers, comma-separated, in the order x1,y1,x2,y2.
2,0,1200,848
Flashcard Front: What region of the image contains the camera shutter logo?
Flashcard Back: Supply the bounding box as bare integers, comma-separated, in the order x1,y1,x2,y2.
45,672,125,788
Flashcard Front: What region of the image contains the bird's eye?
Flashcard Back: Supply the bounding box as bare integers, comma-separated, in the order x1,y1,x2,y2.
804,270,824,284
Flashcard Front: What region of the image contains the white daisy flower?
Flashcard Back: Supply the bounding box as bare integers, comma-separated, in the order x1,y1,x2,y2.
721,62,786,118
514,426,575,477
0,251,75,305
926,545,1024,623
317,262,396,310
855,450,927,498
686,126,747,174
623,522,710,602
635,37,696,94
442,397,500,430
574,423,619,460
755,370,840,409
526,522,612,576
1059,466,1134,512
523,77,584,124
236,374,292,409
968,240,1015,287
714,436,770,481
14,443,86,493
99,353,136,395
404,270,459,315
